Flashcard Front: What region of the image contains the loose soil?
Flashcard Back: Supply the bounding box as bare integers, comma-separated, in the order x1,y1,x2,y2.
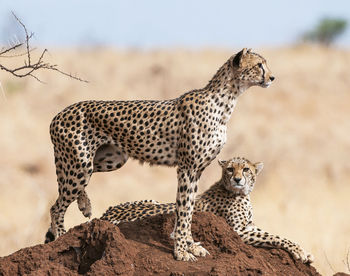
0,212,322,275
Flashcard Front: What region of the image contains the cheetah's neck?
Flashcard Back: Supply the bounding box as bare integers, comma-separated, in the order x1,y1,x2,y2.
204,61,246,125
196,180,251,211
205,60,246,97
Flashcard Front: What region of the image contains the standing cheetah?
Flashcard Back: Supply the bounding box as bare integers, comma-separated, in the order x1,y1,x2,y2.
101,157,314,264
45,48,274,261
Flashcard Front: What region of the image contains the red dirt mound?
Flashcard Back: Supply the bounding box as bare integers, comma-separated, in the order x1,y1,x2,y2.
0,212,321,276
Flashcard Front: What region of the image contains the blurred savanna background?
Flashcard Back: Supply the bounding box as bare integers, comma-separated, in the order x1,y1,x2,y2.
0,1,350,275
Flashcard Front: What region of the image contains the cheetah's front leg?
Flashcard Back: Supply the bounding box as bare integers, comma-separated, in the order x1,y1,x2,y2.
173,167,209,261
237,226,314,263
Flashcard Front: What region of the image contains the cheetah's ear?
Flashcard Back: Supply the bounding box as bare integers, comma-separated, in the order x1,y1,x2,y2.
232,48,248,67
254,162,264,175
218,159,227,167
241,48,248,55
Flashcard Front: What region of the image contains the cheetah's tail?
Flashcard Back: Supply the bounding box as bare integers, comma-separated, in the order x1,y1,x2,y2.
100,200,176,225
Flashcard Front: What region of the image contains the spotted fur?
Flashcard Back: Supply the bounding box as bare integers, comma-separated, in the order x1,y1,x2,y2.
45,48,274,261
101,157,314,263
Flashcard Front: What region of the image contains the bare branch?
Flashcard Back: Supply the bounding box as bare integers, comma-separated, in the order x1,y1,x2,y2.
0,41,24,56
11,12,31,65
0,48,37,58
0,12,88,83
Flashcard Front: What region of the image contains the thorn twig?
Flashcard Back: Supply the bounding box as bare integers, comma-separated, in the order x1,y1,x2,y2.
0,12,88,83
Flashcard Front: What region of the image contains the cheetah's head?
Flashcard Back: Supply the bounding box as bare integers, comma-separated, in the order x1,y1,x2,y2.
218,157,263,196
230,48,275,90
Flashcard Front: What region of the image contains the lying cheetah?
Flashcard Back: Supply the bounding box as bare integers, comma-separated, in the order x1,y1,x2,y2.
101,157,314,263
45,48,274,261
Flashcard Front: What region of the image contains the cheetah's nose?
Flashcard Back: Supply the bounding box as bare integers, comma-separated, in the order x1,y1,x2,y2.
270,76,275,81
234,177,242,183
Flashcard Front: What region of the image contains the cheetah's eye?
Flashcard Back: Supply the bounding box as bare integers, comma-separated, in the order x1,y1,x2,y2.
257,63,263,68
226,167,234,173
243,167,250,172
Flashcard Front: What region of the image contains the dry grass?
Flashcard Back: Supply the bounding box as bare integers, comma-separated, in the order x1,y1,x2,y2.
0,46,349,275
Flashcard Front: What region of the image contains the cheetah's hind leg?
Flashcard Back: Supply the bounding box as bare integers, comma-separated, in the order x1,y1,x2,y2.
45,149,93,243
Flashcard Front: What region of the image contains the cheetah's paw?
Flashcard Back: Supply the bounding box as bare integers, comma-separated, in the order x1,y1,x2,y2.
78,199,92,218
188,242,210,257
291,246,314,263
80,207,92,218
174,249,197,262
44,227,56,244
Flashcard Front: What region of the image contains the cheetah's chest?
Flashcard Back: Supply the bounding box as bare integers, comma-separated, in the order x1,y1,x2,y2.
204,97,235,155
207,126,227,162
208,125,227,156
216,124,227,147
